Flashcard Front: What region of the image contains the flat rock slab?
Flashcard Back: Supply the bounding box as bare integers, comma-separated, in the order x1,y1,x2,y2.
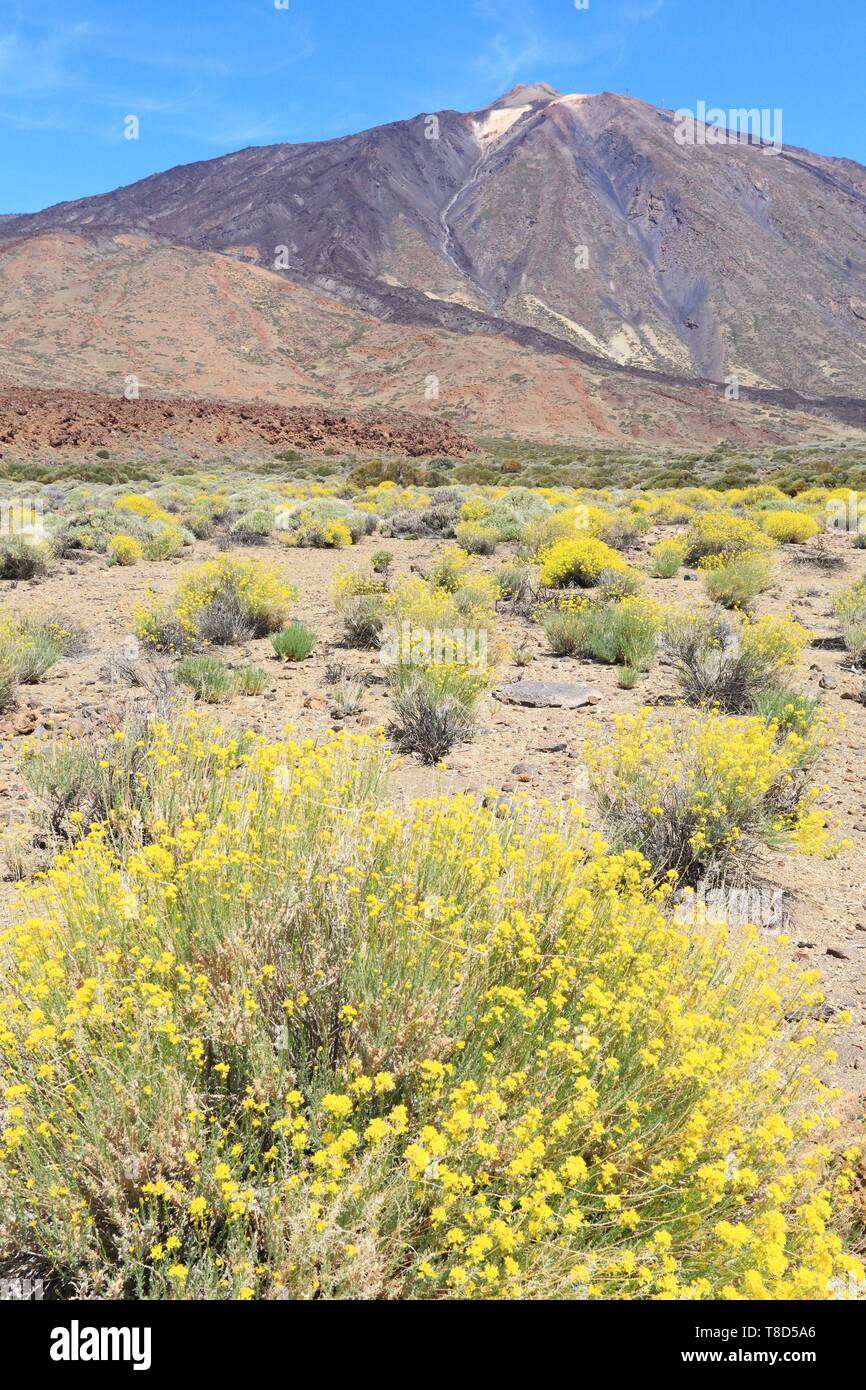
494,680,600,709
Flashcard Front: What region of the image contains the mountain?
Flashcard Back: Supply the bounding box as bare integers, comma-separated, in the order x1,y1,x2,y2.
2,83,866,445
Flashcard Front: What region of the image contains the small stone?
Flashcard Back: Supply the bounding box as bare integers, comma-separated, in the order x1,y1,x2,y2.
827,947,851,961
819,674,838,690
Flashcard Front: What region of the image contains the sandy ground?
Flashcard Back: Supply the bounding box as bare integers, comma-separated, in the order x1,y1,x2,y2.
1,527,865,1097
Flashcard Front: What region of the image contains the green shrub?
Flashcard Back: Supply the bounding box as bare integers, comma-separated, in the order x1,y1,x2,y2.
494,564,534,605
271,623,317,662
370,550,394,574
0,536,49,579
542,610,584,656
454,521,498,555
834,578,866,664
544,598,660,671
235,665,269,696
144,526,186,562
661,612,809,712
576,598,661,671
701,549,775,610
230,508,274,544
176,655,237,703
0,645,18,712
650,539,685,578
0,616,82,691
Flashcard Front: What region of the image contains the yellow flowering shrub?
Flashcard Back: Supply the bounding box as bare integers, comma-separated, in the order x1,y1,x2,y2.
385,572,501,661
683,513,775,565
661,611,809,711
318,519,353,549
459,497,492,522
759,511,821,544
115,494,174,524
331,569,389,607
523,505,607,558
429,544,474,592
585,707,822,882
538,536,630,589
136,556,296,644
0,716,861,1300
107,534,143,567
741,612,811,672
0,615,81,708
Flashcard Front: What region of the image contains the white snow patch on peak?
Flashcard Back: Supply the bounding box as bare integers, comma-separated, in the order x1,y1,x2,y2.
472,105,531,149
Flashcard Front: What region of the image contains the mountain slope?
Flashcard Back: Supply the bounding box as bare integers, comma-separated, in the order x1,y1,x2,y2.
0,232,859,449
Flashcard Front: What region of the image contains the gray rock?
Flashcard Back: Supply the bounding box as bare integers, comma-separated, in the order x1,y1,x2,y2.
511,762,540,779
494,680,600,709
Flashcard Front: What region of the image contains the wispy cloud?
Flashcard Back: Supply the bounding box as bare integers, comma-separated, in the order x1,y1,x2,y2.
473,29,572,88
624,1,665,20
470,0,667,96
0,20,93,97
0,10,315,148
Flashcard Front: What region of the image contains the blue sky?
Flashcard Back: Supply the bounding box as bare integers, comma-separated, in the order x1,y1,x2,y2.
1,0,863,213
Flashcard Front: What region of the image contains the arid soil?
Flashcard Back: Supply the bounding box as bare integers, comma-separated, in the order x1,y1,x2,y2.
2,527,865,1096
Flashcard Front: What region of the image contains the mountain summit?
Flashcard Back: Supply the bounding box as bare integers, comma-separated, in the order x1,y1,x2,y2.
488,82,563,107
